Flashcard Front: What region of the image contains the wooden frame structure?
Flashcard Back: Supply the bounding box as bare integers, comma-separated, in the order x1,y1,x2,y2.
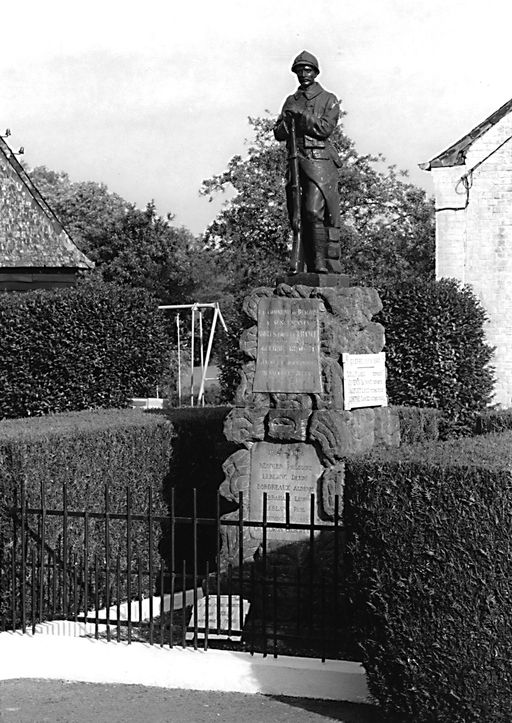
158,302,227,406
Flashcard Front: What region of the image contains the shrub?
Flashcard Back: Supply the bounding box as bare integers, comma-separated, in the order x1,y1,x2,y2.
0,278,173,419
378,278,495,437
394,405,440,444
0,408,174,625
345,433,512,721
215,300,247,403
474,408,512,435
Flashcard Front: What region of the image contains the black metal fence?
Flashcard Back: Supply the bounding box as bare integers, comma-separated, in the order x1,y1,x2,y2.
0,482,350,661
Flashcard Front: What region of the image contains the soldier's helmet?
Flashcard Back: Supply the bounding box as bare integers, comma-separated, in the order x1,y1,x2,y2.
291,50,320,74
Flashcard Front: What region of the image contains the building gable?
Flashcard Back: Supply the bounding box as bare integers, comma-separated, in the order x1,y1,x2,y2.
0,137,93,270
421,97,512,170
421,96,512,407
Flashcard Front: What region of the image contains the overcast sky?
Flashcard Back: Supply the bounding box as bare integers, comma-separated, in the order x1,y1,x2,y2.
3,0,512,234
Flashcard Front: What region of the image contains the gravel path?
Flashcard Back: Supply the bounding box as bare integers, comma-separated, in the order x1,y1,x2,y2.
0,680,380,722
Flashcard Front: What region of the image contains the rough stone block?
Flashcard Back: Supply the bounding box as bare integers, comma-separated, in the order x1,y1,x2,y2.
223,407,266,444
219,449,251,503
242,287,274,321
309,408,375,463
276,273,351,288
233,361,270,408
239,325,258,359
315,287,382,324
320,318,385,356
274,283,315,298
267,408,310,441
313,357,344,410
321,463,345,519
373,406,401,448
358,322,385,353
270,393,313,410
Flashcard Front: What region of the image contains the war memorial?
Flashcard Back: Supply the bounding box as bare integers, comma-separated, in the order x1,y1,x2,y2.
5,46,511,723
212,53,400,637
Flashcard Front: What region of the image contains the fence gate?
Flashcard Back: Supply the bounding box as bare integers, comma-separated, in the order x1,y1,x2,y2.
0,482,352,661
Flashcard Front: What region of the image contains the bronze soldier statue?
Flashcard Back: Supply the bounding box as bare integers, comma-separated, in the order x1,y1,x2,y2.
274,51,342,274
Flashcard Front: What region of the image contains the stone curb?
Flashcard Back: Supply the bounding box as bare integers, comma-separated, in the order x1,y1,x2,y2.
0,631,371,703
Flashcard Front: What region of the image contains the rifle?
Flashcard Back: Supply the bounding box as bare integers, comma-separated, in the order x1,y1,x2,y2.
288,116,303,273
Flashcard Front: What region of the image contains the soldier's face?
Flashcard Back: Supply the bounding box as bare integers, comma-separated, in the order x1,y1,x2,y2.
295,65,317,88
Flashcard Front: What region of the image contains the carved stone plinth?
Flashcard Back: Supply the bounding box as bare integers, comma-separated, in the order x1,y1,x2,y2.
219,281,400,570
276,272,351,287
214,280,400,643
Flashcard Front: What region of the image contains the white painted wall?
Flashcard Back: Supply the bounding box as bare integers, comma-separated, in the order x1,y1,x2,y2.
432,112,512,406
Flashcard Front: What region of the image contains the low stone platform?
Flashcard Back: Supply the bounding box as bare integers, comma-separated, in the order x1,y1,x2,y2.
276,272,351,287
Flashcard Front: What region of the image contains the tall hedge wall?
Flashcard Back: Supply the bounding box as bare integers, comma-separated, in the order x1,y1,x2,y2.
345,433,512,721
378,278,495,437
0,279,172,419
0,409,174,624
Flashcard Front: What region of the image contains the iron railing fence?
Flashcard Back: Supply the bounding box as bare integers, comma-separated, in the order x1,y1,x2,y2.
0,482,349,661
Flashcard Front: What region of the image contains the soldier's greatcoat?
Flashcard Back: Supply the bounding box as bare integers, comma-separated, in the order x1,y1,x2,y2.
274,81,341,229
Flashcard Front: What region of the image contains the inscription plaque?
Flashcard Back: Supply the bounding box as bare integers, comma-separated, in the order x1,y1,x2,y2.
253,298,322,393
342,352,388,410
249,441,324,540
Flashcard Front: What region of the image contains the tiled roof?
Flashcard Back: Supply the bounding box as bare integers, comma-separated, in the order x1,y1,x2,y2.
421,97,512,170
0,137,93,269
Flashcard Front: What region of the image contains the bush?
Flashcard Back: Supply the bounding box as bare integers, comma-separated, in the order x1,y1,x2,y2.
0,408,174,624
378,278,495,437
345,433,512,721
474,408,512,435
394,405,440,444
215,300,247,403
0,278,173,419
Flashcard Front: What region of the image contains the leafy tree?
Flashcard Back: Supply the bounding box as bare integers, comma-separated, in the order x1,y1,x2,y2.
200,115,435,294
29,167,131,251
29,166,209,305
200,115,436,400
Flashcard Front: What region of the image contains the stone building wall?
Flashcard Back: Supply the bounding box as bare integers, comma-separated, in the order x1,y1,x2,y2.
432,111,512,406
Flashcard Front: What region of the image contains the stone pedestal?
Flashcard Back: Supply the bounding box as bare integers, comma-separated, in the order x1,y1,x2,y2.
215,280,400,651
276,272,351,288
219,280,400,566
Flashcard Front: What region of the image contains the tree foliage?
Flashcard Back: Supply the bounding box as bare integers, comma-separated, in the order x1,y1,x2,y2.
200,114,435,294
200,114,436,400
29,166,209,305
378,278,495,437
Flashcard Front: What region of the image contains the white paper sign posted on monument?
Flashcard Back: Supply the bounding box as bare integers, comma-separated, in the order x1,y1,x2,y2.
342,352,388,410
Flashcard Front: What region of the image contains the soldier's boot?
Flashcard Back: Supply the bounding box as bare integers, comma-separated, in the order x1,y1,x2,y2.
303,224,316,272
311,224,328,273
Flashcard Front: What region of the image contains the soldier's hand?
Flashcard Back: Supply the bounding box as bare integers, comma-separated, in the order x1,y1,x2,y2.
285,102,304,118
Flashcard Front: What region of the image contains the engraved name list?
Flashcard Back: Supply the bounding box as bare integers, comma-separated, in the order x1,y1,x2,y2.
253,298,322,393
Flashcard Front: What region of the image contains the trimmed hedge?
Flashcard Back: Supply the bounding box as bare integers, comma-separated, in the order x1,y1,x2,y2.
0,409,174,623
345,433,512,721
474,408,512,435
0,278,172,419
378,278,495,438
394,405,439,444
